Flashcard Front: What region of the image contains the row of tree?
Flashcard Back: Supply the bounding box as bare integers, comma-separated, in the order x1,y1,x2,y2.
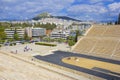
13,28,30,41
114,13,120,25
0,22,57,30
0,27,30,42
0,22,11,28
0,22,56,41
0,28,6,40
34,23,56,30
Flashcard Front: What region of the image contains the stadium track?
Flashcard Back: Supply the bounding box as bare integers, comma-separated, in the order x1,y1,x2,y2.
34,51,120,80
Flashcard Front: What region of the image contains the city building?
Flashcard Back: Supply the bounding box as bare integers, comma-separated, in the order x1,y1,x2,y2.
50,30,70,39
5,28,25,39
32,28,46,37
5,27,46,39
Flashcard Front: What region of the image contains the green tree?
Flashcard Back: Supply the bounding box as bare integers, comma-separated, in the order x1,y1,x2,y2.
24,31,30,40
34,23,56,30
0,32,6,40
0,22,11,28
68,36,75,41
0,28,6,40
14,34,19,40
67,35,76,50
75,30,79,42
14,28,19,40
118,13,120,24
68,40,75,50
68,40,75,46
74,30,84,42
43,37,51,42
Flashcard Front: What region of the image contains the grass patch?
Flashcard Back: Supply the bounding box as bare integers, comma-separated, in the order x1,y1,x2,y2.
35,42,57,47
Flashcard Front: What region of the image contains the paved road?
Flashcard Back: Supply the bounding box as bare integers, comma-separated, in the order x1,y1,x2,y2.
34,50,120,80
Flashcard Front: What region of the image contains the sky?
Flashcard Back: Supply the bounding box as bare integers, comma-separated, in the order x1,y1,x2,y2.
0,0,120,21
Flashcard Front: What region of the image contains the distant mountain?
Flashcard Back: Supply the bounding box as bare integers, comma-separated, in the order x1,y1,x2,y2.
33,12,51,20
55,16,81,21
32,12,81,22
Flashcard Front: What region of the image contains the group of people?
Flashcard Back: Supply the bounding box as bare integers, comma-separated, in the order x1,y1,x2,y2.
24,46,32,52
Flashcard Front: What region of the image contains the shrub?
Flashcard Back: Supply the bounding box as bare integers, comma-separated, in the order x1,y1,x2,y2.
68,40,75,47
35,42,57,47
13,43,16,45
10,44,13,46
0,40,5,44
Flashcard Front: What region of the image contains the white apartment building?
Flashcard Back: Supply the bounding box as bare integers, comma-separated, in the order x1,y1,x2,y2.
5,27,46,39
5,28,25,39
50,30,70,39
32,28,46,37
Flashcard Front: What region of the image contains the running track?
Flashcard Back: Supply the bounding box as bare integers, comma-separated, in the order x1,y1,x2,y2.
34,51,120,80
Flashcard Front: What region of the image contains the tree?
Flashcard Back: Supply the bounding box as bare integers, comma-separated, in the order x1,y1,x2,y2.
0,28,6,40
33,23,56,30
75,30,80,42
14,33,19,40
43,37,51,42
57,38,65,43
0,22,11,28
68,40,75,50
115,21,118,25
0,32,6,40
118,13,120,24
24,31,30,40
67,36,75,41
68,40,75,46
67,35,76,50
14,28,19,40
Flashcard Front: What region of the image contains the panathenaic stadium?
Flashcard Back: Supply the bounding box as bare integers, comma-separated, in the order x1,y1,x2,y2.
0,24,120,80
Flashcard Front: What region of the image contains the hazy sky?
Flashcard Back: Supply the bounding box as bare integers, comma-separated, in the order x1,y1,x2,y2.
0,0,120,21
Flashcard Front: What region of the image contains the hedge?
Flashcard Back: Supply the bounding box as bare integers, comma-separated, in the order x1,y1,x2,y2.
35,42,57,47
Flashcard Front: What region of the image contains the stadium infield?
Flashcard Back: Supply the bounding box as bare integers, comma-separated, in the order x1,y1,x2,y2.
34,50,120,80
62,57,120,73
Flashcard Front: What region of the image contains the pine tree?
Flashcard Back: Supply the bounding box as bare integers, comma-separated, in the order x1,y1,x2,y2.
118,13,120,24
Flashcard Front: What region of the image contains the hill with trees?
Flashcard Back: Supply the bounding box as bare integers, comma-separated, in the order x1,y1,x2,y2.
33,12,81,22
